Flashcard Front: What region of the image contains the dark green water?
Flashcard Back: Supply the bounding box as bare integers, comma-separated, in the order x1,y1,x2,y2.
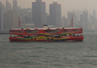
0,33,97,68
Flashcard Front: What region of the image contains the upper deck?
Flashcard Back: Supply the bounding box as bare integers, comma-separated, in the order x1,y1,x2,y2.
10,27,83,35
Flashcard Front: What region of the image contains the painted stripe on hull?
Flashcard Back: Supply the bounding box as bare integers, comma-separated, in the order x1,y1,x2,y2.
9,36,84,42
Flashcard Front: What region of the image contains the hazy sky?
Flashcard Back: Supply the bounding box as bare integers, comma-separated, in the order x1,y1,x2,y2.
0,0,97,16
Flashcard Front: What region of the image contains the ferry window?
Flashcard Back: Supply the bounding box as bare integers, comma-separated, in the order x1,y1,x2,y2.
69,34,71,36
65,30,68,32
64,34,66,36
31,30,38,33
72,34,75,37
10,30,12,32
46,35,52,37
38,34,42,36
69,30,71,32
67,34,69,36
17,30,23,32
45,30,60,33
25,30,38,33
54,30,60,33
54,35,60,38
11,30,15,32
76,29,77,31
45,30,52,32
61,30,64,32
64,30,66,32
74,29,76,31
67,30,69,32
57,30,60,32
31,35,36,37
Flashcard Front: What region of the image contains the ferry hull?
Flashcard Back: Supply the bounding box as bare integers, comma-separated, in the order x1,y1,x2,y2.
9,36,84,42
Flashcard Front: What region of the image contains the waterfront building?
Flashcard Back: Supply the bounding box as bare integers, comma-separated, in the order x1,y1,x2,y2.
0,2,4,33
13,0,18,11
6,0,11,12
32,0,47,27
4,10,18,31
49,2,61,27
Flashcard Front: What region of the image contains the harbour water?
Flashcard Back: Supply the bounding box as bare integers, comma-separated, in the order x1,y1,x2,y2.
0,32,97,68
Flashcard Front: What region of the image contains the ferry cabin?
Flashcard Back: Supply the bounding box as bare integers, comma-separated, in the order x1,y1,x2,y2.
10,28,83,37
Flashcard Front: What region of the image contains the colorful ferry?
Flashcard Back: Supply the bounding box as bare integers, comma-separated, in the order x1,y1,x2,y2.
9,25,84,42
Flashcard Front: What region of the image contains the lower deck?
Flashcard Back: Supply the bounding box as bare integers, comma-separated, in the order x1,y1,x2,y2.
9,35,84,42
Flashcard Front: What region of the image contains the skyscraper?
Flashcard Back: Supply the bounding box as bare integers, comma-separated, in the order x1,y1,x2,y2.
3,0,18,32
0,4,1,33
0,2,3,33
4,10,18,31
67,11,74,27
49,2,61,27
93,10,96,18
32,0,47,27
12,0,18,28
13,0,17,11
6,0,11,12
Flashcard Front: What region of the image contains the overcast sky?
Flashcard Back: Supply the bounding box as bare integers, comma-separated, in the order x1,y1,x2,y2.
0,0,97,16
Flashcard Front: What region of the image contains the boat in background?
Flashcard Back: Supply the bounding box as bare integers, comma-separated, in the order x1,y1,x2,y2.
9,25,84,42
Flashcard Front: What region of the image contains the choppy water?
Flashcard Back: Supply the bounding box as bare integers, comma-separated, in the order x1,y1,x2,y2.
0,33,97,68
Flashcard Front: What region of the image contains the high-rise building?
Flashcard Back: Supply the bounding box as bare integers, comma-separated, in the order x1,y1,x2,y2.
83,9,88,23
6,0,11,12
92,10,96,31
49,2,61,27
67,11,74,27
20,8,32,24
0,2,3,33
32,0,47,27
0,4,2,33
13,0,17,11
4,10,18,31
79,9,89,31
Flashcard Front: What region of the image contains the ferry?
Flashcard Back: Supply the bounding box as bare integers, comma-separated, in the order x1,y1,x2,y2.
9,25,84,42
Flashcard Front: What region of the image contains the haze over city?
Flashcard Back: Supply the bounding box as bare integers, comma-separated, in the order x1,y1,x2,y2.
0,0,97,16
0,0,97,34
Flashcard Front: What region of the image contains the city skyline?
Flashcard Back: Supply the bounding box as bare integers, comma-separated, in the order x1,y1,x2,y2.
0,0,97,16
0,0,97,33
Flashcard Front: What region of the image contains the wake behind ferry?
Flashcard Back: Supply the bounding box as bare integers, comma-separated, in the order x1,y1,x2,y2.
9,25,84,42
